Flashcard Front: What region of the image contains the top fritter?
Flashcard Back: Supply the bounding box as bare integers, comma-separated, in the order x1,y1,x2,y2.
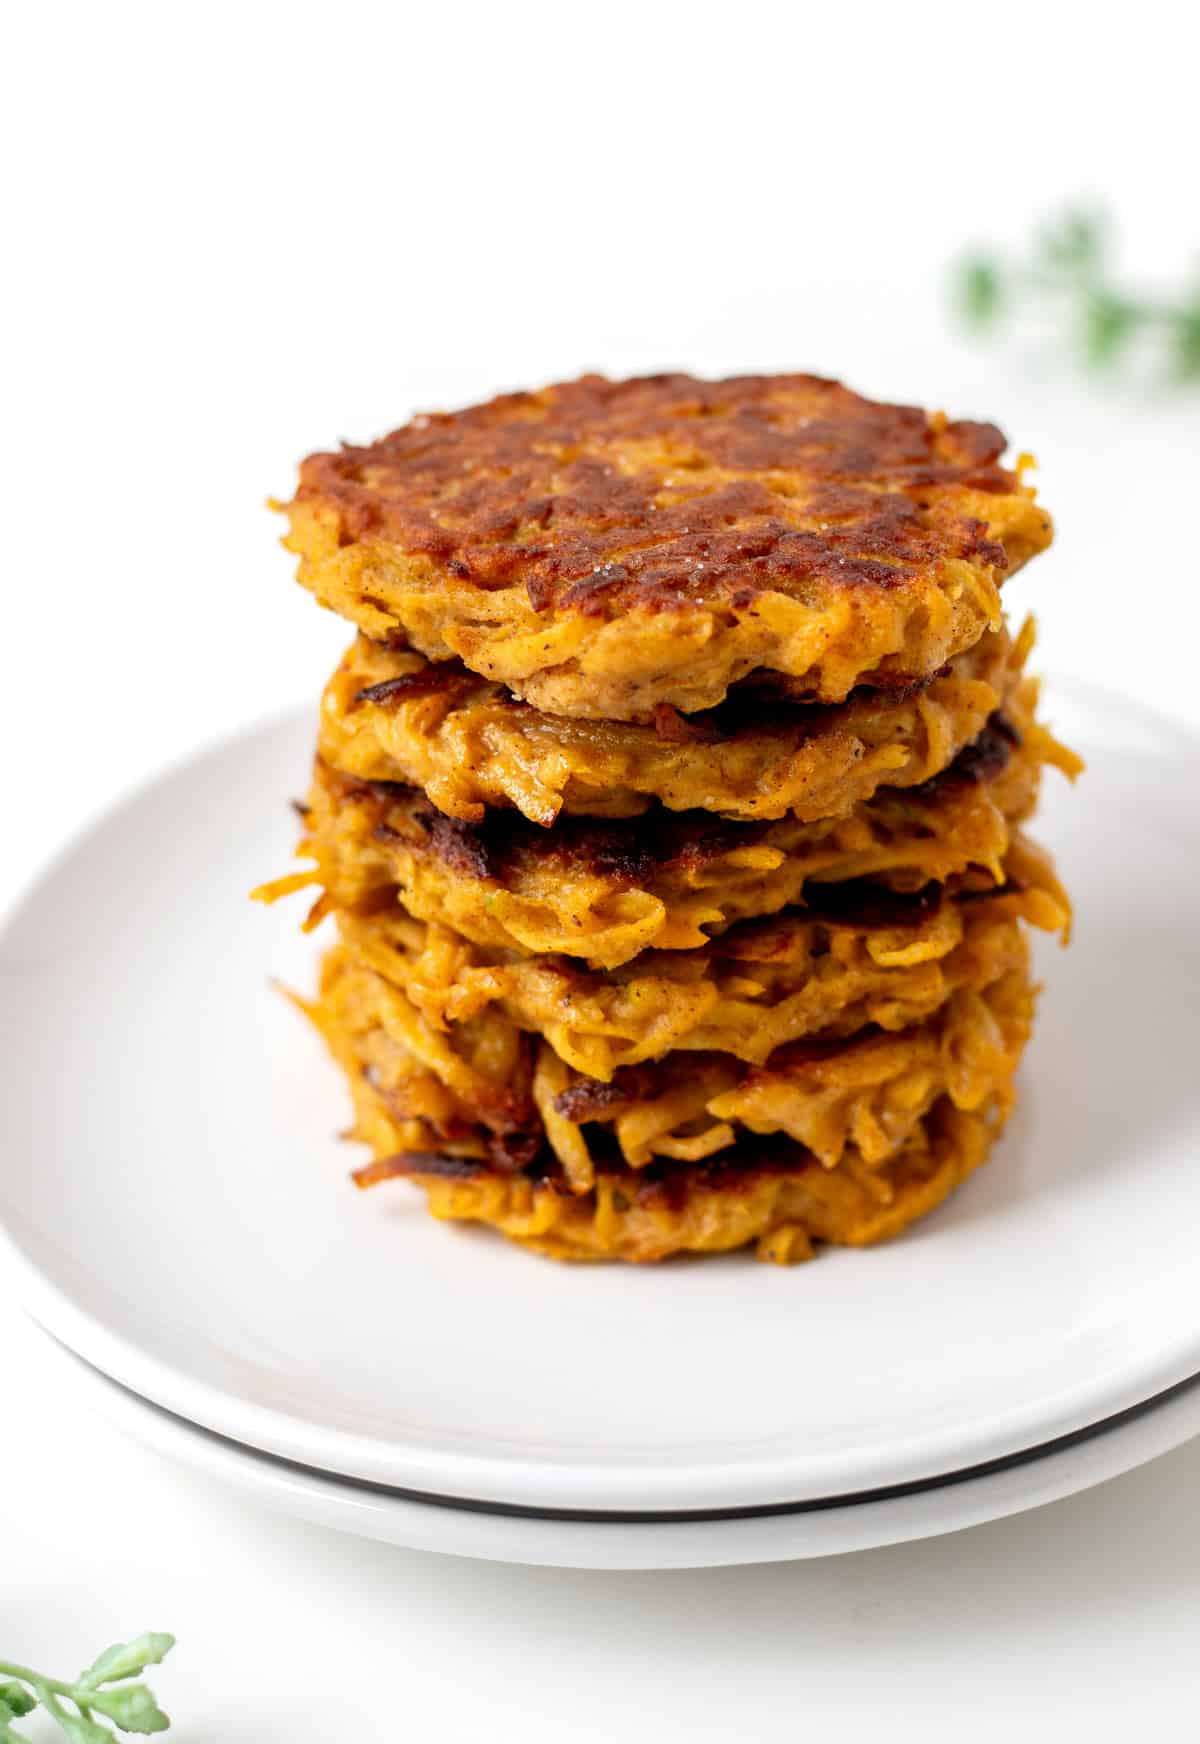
282,373,1052,723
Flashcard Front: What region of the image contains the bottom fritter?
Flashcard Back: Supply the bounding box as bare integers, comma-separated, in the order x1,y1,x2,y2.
344,1089,1010,1265
307,959,1032,1262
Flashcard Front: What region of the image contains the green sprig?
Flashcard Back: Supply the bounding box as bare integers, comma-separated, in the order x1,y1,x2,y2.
954,207,1200,383
0,1635,174,1741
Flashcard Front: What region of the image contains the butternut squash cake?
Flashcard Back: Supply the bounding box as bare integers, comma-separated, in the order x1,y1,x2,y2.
281,373,1051,721
320,623,1022,825
288,692,1074,968
260,371,1078,1264
311,933,1035,1175
327,858,1065,1080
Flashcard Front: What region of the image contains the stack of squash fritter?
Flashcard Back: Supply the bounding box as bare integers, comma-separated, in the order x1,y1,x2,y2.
259,373,1079,1263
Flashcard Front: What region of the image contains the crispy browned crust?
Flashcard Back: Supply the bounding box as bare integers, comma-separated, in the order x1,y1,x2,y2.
345,1097,1009,1264
325,994,1018,1264
319,623,1021,826
256,694,1078,970
294,373,1035,609
324,713,1031,888
282,373,1052,719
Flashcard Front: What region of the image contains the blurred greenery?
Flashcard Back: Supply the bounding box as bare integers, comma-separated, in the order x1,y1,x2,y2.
953,208,1200,383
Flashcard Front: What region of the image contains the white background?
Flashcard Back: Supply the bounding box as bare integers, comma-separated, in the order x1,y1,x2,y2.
4,2,1200,1737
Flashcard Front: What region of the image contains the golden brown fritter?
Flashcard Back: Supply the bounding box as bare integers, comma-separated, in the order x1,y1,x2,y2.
321,623,1021,826
281,373,1052,722
326,1013,1015,1265
257,694,1079,970
311,936,1034,1195
332,865,1063,1082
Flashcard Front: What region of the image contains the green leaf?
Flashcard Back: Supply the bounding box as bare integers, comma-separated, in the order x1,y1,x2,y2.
1169,299,1200,379
0,1634,175,1740
85,1684,170,1733
957,256,1005,328
1037,208,1106,275
77,1637,174,1692
1083,290,1139,365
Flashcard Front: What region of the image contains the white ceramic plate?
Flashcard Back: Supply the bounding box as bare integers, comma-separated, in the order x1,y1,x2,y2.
2,681,1199,1516
35,1325,1200,1569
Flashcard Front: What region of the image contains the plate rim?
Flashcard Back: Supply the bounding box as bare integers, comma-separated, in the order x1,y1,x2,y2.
35,1321,1200,1569
6,1213,1200,1512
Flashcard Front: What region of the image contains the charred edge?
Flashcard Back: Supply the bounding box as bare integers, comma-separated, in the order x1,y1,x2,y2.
415,808,497,880
413,797,765,886
338,639,964,748
317,759,518,882
352,1151,488,1187
525,574,553,612
692,659,944,737
574,826,656,885
912,710,1021,799
552,1079,633,1123
342,624,979,748
557,562,631,610
487,1130,545,1172
387,1141,850,1205
320,755,805,887
553,1064,668,1124
630,1141,827,1204
798,878,944,929
957,876,1027,905
353,666,478,709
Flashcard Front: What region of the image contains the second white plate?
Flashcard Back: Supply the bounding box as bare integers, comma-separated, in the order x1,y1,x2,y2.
39,1327,1200,1569
1,679,1198,1514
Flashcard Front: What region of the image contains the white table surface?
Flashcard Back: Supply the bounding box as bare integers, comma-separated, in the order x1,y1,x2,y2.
5,4,1200,1735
